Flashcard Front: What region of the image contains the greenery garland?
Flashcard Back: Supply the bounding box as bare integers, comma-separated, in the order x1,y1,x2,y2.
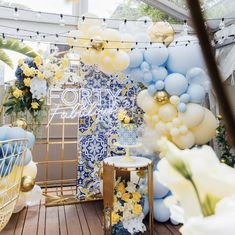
216,115,235,167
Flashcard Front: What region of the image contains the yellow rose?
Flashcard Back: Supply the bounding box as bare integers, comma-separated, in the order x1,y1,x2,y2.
37,71,45,80
23,65,34,77
54,70,63,80
133,203,142,215
123,116,131,124
13,88,23,98
137,169,146,178
116,182,126,194
118,110,127,122
18,59,24,66
31,102,39,109
111,212,120,225
23,78,31,87
34,56,42,67
121,193,131,202
132,192,141,203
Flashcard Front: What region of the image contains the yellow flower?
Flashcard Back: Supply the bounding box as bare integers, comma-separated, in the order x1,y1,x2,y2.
37,71,45,80
23,65,34,77
31,102,39,109
13,88,23,98
137,169,146,178
34,56,42,67
121,193,131,202
111,212,120,225
60,57,69,69
54,70,63,80
18,59,24,66
116,182,126,194
118,109,127,122
133,203,142,215
123,116,131,124
23,78,31,87
132,192,141,203
114,196,117,204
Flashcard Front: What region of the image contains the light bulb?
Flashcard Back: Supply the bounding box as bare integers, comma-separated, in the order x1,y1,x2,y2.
59,14,65,26
14,8,19,20
19,39,25,48
36,11,42,19
2,34,7,44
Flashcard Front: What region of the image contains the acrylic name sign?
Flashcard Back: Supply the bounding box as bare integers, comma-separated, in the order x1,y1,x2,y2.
47,88,135,126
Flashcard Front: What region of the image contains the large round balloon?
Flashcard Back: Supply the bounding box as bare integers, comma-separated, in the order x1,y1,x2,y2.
22,161,37,179
152,67,168,81
158,103,177,122
172,131,195,149
129,49,144,68
191,108,217,145
179,103,205,128
153,199,170,222
167,35,204,75
153,171,169,199
0,126,11,141
26,132,35,148
6,127,27,140
144,44,168,66
164,73,188,96
187,84,205,104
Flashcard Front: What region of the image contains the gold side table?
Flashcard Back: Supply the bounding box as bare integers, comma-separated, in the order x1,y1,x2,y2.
103,156,154,235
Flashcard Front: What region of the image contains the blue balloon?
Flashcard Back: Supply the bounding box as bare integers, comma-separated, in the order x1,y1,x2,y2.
178,102,187,113
155,80,165,91
153,199,170,222
129,49,144,68
140,61,150,72
144,44,168,66
26,132,35,148
164,73,188,96
153,171,169,199
143,71,153,83
151,67,168,81
167,35,205,75
0,126,11,141
123,67,132,76
170,217,180,225
187,84,205,104
186,67,208,85
16,148,32,166
6,127,27,140
180,93,190,103
130,68,144,82
148,84,157,96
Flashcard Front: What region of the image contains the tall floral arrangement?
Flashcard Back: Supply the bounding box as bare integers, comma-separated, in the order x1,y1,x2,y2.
112,171,146,235
3,55,69,123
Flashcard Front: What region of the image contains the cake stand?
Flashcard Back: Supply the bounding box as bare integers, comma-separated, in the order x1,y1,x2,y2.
113,142,142,162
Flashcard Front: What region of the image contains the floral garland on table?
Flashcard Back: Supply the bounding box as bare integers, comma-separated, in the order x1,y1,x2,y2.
3,55,69,125
112,170,147,235
118,109,137,130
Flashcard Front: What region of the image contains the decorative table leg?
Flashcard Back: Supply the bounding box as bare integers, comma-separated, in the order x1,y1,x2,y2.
148,162,154,235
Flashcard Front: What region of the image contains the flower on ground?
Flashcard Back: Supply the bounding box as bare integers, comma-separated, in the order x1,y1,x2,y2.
125,181,136,193
18,59,24,66
122,193,131,202
23,65,34,77
23,77,31,87
117,182,126,194
111,212,120,225
133,203,142,215
31,101,40,109
34,56,42,67
13,88,23,98
132,192,141,203
37,71,45,80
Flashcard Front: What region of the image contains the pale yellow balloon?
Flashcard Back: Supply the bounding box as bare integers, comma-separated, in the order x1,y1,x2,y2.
113,50,130,71
87,25,103,38
155,121,167,134
169,96,180,105
179,103,205,128
136,89,148,108
120,33,134,52
158,103,177,122
99,55,116,73
102,28,121,48
172,131,195,149
142,97,159,115
23,161,37,179
144,114,155,128
191,108,217,145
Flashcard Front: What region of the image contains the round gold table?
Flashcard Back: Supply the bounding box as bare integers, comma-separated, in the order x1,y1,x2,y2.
103,156,154,235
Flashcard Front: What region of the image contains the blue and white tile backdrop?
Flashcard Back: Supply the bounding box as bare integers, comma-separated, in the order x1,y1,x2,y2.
77,64,143,199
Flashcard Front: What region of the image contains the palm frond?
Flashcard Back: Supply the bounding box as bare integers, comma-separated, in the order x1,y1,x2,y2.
0,49,13,68
0,38,38,58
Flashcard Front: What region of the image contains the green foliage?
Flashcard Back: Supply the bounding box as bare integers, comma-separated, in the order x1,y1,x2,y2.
111,0,180,23
0,38,38,68
216,117,235,167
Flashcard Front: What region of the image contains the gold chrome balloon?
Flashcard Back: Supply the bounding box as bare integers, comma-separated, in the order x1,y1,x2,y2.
91,36,104,50
20,176,35,192
154,91,169,104
148,21,175,46
12,118,28,130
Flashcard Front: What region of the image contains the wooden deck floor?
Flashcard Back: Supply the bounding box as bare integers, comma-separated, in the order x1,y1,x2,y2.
2,201,181,235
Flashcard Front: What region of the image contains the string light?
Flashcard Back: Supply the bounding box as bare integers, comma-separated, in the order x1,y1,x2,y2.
13,7,19,20
219,18,225,30
60,14,65,26
36,11,42,19
1,33,7,44
19,38,24,48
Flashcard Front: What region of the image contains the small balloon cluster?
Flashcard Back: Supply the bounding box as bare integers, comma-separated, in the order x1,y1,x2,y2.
0,123,42,213
143,171,178,224
133,35,217,149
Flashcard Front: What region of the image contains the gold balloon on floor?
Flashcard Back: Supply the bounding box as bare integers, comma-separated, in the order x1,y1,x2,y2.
154,91,169,104
12,118,28,130
148,21,175,46
20,176,35,193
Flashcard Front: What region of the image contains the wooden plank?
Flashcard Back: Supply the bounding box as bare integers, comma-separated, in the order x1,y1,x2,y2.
37,201,46,235
93,201,103,226
82,202,103,235
76,204,90,235
1,213,19,235
22,204,40,235
58,206,68,235
64,205,82,235
14,207,28,235
165,223,181,235
45,206,60,235
154,223,174,235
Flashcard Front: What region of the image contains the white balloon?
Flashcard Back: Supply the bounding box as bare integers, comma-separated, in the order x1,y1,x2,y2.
13,193,26,213
173,131,195,149
25,185,42,206
23,161,37,179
